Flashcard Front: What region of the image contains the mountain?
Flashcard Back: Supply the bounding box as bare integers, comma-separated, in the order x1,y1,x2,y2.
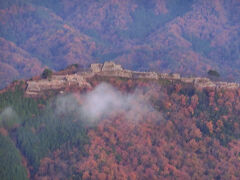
1,0,240,88
0,62,240,179
0,37,43,88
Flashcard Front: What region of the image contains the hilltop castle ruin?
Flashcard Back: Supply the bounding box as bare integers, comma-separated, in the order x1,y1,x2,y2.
26,61,239,96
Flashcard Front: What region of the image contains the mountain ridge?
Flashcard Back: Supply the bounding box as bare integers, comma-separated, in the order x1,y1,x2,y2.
1,0,240,88
1,62,240,179
22,61,240,97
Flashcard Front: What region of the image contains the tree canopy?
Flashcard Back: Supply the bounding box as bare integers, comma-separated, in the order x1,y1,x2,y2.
41,68,53,79
207,69,220,77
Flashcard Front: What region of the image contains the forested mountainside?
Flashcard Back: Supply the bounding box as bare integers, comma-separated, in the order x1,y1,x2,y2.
0,68,240,179
1,0,240,88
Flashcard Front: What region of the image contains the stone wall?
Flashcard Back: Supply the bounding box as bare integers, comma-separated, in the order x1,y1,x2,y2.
51,75,66,81
91,64,103,73
159,73,181,79
98,70,132,78
193,78,216,89
181,77,195,83
101,61,123,71
65,74,91,87
132,71,158,79
26,79,66,95
183,77,240,90
25,61,240,96
215,82,239,89
26,74,91,96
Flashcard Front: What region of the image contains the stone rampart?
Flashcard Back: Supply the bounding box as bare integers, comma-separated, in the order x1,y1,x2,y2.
25,61,240,96
101,61,123,72
98,70,132,78
26,74,90,96
159,73,181,79
26,79,66,95
91,64,103,73
132,71,158,79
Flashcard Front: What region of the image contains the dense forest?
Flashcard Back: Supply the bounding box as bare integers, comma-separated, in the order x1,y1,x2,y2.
0,75,240,179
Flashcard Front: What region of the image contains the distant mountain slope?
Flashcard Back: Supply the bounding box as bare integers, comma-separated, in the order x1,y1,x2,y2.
0,37,43,88
1,0,240,88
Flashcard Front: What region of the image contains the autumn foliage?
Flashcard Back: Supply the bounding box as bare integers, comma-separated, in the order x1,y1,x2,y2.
33,78,240,179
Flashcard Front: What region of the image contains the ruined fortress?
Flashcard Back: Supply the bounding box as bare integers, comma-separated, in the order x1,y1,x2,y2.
26,61,239,96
